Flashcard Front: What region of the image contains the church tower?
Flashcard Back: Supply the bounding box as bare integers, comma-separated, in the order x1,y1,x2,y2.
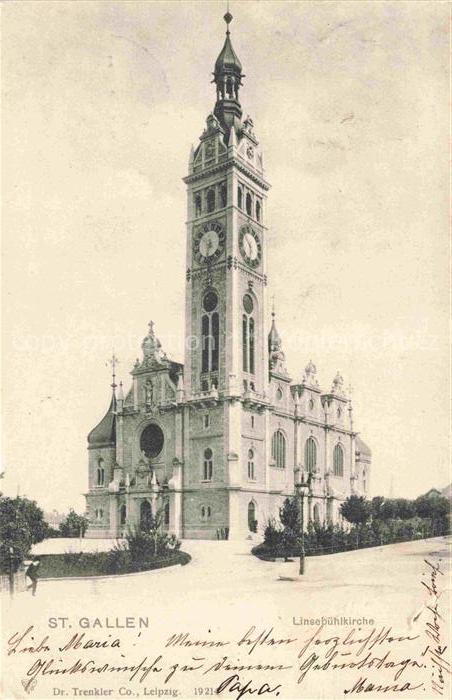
184,11,269,399
182,12,271,537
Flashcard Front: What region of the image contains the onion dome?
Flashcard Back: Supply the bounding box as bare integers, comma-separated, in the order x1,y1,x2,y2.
214,13,243,76
87,392,116,448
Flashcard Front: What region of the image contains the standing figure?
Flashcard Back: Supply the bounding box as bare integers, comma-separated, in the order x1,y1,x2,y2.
26,558,41,596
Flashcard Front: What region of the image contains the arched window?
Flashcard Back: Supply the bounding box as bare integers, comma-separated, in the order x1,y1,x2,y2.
249,317,255,374
308,398,314,411
242,315,248,372
363,469,367,492
207,188,215,213
272,430,286,469
164,501,170,526
305,437,317,473
333,444,344,477
237,186,243,210
220,183,227,208
95,508,104,521
201,505,212,521
246,192,252,216
201,314,210,373
195,193,202,217
248,501,257,532
96,459,105,486
248,449,255,480
211,312,219,371
120,504,127,526
256,200,261,222
203,448,213,481
242,295,255,376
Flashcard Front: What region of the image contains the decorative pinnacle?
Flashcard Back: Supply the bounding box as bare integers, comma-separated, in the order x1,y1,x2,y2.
107,352,119,391
271,294,276,318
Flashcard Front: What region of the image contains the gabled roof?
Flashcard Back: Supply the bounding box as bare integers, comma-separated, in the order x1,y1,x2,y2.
87,393,116,448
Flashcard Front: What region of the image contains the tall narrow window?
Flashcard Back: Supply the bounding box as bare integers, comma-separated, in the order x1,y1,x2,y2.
203,448,213,481
242,315,248,372
211,312,219,371
220,183,227,208
249,317,255,374
195,193,202,217
120,504,127,526
305,437,317,473
207,188,215,213
201,315,210,373
333,444,344,477
164,501,170,526
256,200,261,222
237,186,243,210
272,430,286,468
96,459,105,486
246,192,252,216
248,449,255,480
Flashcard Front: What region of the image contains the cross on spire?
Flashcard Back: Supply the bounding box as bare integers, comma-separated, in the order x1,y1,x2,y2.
107,352,119,391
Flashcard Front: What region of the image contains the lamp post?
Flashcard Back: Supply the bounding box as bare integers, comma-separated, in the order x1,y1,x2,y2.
294,467,311,576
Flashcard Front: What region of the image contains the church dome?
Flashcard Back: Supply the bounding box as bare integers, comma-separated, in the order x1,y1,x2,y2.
87,394,116,448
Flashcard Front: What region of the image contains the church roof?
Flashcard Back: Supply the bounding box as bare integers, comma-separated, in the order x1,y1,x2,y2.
87,392,116,448
355,436,372,457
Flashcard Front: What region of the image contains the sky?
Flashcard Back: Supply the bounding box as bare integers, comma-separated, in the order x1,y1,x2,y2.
2,1,449,513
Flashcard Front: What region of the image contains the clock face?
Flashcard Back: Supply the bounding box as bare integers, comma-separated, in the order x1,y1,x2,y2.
193,221,225,264
239,224,262,268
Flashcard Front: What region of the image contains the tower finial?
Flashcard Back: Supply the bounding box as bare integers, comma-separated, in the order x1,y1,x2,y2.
224,3,233,34
107,352,119,392
271,294,276,318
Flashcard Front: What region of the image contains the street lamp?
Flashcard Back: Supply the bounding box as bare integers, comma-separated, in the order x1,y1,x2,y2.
294,466,311,575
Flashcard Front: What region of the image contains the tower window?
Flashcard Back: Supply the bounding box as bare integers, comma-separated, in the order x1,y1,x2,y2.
305,437,317,474
220,183,227,208
242,296,255,375
333,444,344,477
256,199,261,222
211,312,219,371
120,504,127,526
207,188,215,213
309,398,314,411
204,414,210,429
242,315,248,372
272,430,286,469
246,192,252,216
237,186,243,210
251,415,255,429
96,459,105,486
203,448,213,481
195,193,202,217
201,314,210,373
248,449,255,480
164,501,170,526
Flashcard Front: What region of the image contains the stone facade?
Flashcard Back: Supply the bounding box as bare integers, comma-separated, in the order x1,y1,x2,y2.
85,14,371,540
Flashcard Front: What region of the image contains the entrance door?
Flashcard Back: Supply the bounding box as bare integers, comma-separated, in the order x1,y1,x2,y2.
248,501,257,533
140,500,153,531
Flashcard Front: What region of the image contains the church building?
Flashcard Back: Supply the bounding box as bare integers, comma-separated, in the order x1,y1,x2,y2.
85,13,371,539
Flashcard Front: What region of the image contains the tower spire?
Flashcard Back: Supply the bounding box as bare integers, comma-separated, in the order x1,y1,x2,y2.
213,8,243,137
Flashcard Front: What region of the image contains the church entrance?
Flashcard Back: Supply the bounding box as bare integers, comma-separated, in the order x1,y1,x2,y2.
140,500,153,531
248,501,257,533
